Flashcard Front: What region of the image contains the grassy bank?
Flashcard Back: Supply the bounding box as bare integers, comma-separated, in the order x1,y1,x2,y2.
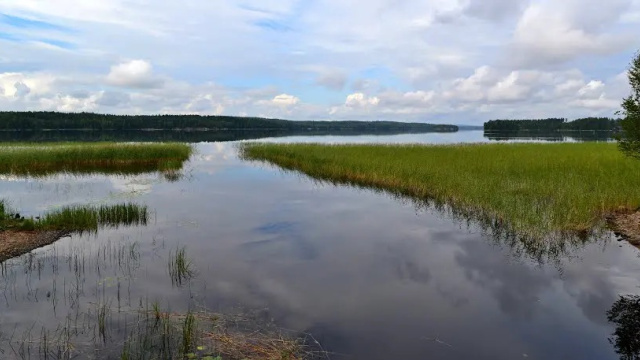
0,142,193,176
241,142,640,240
0,201,148,263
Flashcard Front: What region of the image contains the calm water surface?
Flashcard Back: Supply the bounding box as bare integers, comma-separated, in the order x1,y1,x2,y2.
0,131,637,360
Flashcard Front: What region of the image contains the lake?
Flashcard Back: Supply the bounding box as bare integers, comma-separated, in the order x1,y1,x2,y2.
0,130,636,360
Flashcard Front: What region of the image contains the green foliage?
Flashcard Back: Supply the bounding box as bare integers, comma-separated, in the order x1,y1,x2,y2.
618,51,640,159
607,295,640,360
484,117,620,132
242,142,640,240
0,111,458,132
36,203,148,233
0,142,192,176
0,202,148,233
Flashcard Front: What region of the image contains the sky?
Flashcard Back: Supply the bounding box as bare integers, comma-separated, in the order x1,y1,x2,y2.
0,0,639,125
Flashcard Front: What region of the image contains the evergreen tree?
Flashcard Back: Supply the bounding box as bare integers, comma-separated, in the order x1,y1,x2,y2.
618,51,640,158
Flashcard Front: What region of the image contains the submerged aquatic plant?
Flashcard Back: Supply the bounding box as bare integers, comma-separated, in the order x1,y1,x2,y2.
168,247,195,287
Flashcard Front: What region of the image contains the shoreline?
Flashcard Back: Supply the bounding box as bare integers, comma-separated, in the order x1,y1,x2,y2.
608,210,640,247
0,230,70,263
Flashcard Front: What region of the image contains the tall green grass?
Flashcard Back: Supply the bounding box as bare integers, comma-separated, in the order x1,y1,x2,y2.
0,142,193,176
37,203,148,233
241,142,640,240
0,202,148,233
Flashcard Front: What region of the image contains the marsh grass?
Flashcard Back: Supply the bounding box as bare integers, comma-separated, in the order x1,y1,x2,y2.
0,239,323,360
39,203,148,233
0,203,148,233
168,247,195,287
117,308,314,360
241,142,640,241
0,142,193,176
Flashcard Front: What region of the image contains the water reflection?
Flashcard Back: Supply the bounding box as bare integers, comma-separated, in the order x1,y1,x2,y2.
0,137,638,360
484,130,614,142
250,161,608,266
0,129,459,143
0,129,615,144
607,295,640,360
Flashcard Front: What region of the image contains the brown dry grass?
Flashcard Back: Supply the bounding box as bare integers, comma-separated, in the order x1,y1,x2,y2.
151,311,317,360
608,210,640,246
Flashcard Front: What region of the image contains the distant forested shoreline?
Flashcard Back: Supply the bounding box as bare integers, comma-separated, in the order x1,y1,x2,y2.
0,112,458,132
484,117,620,132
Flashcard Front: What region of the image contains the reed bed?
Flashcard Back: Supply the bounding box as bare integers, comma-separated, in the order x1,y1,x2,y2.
0,142,193,176
36,203,148,233
1,202,148,233
241,142,640,240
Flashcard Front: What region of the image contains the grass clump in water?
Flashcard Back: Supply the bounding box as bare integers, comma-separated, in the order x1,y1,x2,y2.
0,142,193,176
241,142,640,240
0,201,148,233
0,202,149,263
37,203,148,233
168,246,195,287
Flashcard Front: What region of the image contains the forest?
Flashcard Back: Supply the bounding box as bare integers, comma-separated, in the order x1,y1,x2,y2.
0,112,458,132
484,117,620,132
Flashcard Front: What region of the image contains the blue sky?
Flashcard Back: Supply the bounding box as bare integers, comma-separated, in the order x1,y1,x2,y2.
0,0,639,124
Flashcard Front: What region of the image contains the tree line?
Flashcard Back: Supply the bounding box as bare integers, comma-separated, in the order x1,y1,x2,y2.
0,112,458,133
484,117,620,132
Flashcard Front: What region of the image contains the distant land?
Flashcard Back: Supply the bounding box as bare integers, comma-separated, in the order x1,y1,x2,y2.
484,117,620,132
0,112,458,133
457,125,484,130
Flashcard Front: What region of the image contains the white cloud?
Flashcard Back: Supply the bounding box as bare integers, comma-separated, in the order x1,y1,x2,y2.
444,66,500,102
577,81,606,98
0,72,55,97
0,0,637,123
106,60,164,89
345,93,380,108
271,94,300,107
510,2,634,66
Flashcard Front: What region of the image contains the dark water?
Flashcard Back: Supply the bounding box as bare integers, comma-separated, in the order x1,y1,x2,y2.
0,131,637,360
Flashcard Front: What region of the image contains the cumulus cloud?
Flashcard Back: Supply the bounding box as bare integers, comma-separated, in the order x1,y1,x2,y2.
345,93,380,108
0,0,637,123
13,82,31,98
106,60,164,89
0,72,56,97
271,94,300,106
444,66,501,102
